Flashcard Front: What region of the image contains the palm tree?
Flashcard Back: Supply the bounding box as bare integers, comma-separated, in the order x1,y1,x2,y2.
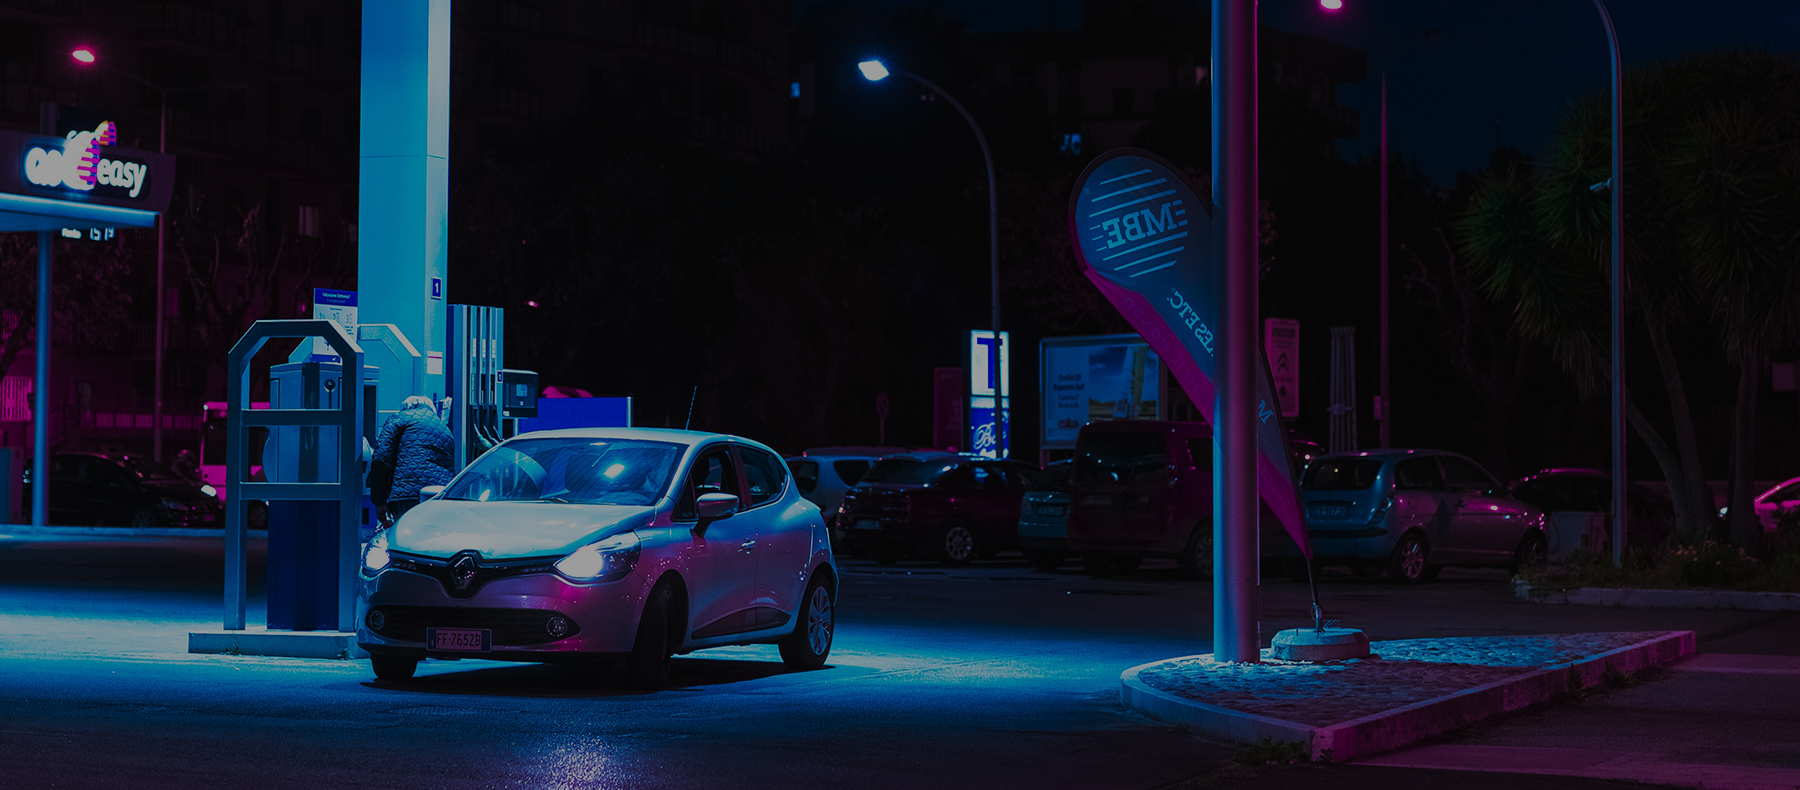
1459,49,1800,549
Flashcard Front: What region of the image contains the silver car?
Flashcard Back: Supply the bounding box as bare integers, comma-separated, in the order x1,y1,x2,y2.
1300,449,1547,582
357,428,837,689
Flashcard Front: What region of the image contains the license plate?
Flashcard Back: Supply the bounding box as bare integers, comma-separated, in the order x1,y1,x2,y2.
855,519,882,531
1033,504,1066,516
427,627,491,652
1310,504,1348,518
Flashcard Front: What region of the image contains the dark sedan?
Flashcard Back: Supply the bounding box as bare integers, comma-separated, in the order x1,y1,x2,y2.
838,457,1038,564
26,452,223,527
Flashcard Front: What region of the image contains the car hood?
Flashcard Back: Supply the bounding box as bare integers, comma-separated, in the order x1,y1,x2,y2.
387,499,662,559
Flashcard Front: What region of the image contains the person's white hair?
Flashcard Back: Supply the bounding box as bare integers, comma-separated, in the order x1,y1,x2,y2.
401,395,437,415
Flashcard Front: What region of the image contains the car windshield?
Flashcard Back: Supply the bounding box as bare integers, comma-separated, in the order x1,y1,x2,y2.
879,461,958,485
443,437,682,506
1302,459,1384,490
119,457,182,481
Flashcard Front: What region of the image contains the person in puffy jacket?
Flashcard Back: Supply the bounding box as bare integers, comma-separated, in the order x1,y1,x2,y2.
370,395,455,522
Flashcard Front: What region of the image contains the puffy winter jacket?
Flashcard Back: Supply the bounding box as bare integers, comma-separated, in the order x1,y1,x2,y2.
373,409,455,504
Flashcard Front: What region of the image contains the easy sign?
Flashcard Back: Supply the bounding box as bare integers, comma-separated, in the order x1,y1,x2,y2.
21,121,151,199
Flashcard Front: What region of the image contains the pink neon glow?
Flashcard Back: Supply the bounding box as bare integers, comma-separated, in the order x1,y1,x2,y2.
527,300,539,307
1320,0,1344,10
71,49,96,63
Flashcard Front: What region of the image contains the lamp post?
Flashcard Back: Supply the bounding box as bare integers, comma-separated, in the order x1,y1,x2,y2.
859,59,1005,458
72,49,236,463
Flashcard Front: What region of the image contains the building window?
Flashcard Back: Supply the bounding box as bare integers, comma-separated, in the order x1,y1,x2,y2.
1060,133,1083,156
298,204,321,237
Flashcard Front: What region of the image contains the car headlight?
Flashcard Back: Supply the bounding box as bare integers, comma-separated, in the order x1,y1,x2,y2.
200,484,218,498
554,532,642,583
363,531,391,573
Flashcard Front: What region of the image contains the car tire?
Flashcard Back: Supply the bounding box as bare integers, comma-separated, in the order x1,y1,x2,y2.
129,507,159,529
1509,531,1549,576
1387,533,1432,583
938,522,976,565
778,575,835,670
370,653,417,682
625,581,676,691
1026,550,1065,572
1176,524,1213,580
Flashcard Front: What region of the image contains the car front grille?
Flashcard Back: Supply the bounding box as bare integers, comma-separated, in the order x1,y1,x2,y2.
389,550,560,599
366,605,580,645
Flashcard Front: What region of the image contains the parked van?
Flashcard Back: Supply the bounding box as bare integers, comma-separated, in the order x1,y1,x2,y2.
1066,420,1300,578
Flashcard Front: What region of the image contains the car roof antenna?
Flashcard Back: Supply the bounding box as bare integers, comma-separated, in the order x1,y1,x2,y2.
684,386,698,431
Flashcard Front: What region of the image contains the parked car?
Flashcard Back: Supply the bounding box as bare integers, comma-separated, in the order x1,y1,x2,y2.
1508,468,1677,557
1017,460,1074,571
24,452,224,527
1301,449,1547,582
836,456,1038,564
1745,476,1800,533
1065,421,1227,578
785,447,899,538
356,428,837,690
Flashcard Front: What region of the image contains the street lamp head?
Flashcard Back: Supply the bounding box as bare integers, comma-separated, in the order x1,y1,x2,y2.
1319,0,1343,10
71,48,96,64
857,60,890,82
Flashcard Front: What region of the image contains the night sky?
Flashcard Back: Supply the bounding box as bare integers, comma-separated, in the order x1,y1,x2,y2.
799,0,1800,185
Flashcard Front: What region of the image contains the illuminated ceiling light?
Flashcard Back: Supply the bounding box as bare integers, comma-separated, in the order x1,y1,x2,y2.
857,60,890,81
1320,0,1344,9
71,48,96,63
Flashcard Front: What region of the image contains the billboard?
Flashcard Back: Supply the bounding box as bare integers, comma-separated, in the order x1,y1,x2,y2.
1040,334,1161,450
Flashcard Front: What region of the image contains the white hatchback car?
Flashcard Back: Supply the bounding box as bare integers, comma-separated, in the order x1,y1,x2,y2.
357,428,837,689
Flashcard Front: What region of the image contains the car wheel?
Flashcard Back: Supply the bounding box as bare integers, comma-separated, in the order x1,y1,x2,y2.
1509,531,1549,576
1176,524,1213,580
625,581,676,691
778,575,835,670
1026,550,1065,573
1386,533,1431,584
129,507,159,529
370,653,417,682
938,522,976,565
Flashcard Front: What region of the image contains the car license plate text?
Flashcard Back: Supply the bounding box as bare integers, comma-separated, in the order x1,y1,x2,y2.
1310,504,1349,518
428,627,490,652
1033,504,1065,516
855,519,881,531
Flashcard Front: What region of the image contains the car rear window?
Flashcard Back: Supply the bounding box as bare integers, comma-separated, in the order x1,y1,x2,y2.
1031,461,1074,492
1074,431,1167,485
860,457,923,484
880,461,958,486
788,460,819,495
833,460,871,486
1302,459,1383,490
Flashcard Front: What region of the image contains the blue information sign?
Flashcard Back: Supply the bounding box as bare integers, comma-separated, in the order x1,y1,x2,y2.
1067,149,1308,556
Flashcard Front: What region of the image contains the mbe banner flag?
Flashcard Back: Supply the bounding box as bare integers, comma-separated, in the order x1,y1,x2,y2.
1067,149,1310,558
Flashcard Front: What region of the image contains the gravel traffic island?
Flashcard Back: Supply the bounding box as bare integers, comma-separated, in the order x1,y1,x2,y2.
1121,630,1694,762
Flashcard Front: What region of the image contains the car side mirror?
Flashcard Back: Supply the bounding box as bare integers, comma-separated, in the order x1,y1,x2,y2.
696,492,739,521
419,484,446,500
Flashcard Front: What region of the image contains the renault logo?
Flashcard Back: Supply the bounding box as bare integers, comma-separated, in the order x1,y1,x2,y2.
449,553,480,591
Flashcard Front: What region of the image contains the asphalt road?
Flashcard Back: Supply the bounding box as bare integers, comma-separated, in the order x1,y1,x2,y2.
0,534,1791,789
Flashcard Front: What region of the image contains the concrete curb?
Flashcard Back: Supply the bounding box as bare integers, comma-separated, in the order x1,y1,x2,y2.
189,628,367,660
1120,630,1696,763
1517,582,1800,612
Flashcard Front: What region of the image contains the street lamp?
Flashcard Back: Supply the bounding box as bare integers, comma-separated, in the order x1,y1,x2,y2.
71,49,236,463
859,59,1006,458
